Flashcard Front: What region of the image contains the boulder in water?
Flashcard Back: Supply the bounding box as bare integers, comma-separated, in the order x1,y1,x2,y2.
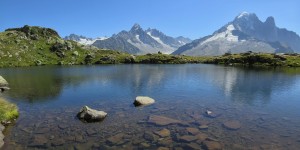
134,96,155,106
0,76,9,92
77,106,107,122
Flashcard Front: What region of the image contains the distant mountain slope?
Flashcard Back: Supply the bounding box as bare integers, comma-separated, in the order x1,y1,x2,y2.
64,34,108,45
173,12,299,56
92,24,191,54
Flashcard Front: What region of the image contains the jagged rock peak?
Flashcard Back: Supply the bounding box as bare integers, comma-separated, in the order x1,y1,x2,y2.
265,16,276,26
131,23,142,31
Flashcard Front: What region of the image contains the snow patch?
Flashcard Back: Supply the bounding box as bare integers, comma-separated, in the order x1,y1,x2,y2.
78,37,108,45
237,11,250,18
201,24,239,45
146,32,175,54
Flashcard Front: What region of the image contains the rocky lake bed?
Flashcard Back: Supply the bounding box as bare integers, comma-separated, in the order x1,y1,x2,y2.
1,64,300,149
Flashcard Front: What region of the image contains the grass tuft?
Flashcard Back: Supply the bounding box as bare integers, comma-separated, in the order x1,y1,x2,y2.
0,98,19,122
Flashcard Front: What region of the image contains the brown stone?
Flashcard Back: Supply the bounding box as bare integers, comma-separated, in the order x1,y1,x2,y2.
154,128,171,137
186,127,200,135
223,120,241,130
107,133,125,145
157,138,173,146
202,140,222,150
157,147,169,150
148,115,182,126
178,135,197,142
29,135,48,147
186,142,201,150
144,131,159,142
195,133,208,141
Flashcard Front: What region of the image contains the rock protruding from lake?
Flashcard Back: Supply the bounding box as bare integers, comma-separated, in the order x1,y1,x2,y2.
148,115,181,126
77,106,107,122
204,110,221,118
0,76,9,92
223,120,241,130
0,124,5,148
134,96,155,106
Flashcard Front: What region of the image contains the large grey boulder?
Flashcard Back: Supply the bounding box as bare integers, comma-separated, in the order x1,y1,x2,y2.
0,76,9,92
0,124,5,148
0,76,8,87
134,96,155,106
77,106,107,122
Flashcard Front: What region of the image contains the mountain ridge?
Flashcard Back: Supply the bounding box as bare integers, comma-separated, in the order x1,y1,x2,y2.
173,12,299,56
66,24,191,54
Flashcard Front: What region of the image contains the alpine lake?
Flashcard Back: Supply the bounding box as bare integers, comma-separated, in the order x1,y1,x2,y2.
1,64,300,150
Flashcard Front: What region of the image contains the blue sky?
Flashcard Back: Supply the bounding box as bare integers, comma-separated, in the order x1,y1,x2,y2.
0,0,299,39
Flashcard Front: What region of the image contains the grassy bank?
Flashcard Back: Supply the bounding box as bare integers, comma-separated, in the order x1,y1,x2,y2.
204,52,300,67
0,98,19,123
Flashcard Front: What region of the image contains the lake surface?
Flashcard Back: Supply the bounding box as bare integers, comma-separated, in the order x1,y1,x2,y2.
1,64,300,150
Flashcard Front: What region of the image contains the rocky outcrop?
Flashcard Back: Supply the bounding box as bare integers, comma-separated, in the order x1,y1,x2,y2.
0,76,9,92
77,106,107,122
0,124,5,148
133,96,155,106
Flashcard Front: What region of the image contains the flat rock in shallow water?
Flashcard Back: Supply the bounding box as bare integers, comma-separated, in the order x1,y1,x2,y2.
202,140,222,150
134,96,155,106
77,106,107,122
154,128,171,137
223,120,241,130
186,142,201,150
195,133,208,141
29,135,48,148
186,127,200,135
148,115,181,126
178,135,197,142
106,133,125,145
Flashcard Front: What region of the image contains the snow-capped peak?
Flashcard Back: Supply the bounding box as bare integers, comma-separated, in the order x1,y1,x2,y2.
237,11,250,18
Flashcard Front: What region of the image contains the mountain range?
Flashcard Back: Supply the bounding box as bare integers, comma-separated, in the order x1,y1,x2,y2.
65,12,300,56
64,24,192,54
64,34,108,45
173,12,300,56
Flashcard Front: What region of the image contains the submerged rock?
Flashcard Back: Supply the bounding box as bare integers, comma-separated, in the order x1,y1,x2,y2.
77,106,107,122
154,128,171,137
178,135,197,142
204,110,221,118
133,96,155,106
148,115,181,126
202,140,222,150
106,133,125,145
223,120,241,130
186,127,200,135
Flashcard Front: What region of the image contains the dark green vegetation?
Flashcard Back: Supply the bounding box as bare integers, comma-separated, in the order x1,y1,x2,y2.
0,25,300,67
0,98,18,122
205,52,300,67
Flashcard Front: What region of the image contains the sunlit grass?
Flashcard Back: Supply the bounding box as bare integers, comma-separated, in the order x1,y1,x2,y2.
0,98,19,122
